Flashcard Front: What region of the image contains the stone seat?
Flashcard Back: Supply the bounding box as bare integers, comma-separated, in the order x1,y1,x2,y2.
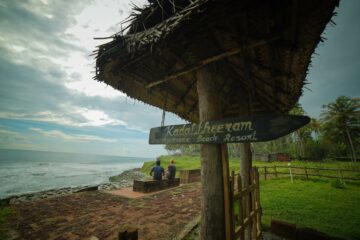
133,178,180,193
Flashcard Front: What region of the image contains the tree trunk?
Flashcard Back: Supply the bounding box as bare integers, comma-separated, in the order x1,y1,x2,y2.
297,130,305,158
196,67,227,240
345,127,357,162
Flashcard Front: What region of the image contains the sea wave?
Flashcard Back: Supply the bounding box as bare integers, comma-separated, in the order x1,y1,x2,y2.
32,173,46,176
0,149,147,198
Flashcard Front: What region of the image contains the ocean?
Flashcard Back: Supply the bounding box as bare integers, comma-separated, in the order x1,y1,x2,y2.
0,149,151,198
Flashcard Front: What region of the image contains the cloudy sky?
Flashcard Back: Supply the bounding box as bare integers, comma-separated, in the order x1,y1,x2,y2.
0,0,359,158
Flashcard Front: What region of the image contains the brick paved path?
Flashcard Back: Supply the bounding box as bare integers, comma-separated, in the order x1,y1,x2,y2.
8,183,201,240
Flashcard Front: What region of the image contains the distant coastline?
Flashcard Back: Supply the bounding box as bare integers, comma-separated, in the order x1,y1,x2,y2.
0,149,151,198
1,168,148,204
0,148,153,161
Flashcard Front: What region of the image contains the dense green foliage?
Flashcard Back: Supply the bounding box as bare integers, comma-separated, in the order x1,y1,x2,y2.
253,96,359,160
321,96,359,162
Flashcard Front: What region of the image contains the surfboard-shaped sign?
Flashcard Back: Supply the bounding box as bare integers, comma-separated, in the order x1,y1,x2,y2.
149,114,310,144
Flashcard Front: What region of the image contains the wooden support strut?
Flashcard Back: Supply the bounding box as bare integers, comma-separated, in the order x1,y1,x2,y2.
238,88,253,240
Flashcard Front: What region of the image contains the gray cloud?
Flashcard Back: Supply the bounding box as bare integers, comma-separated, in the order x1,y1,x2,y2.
0,1,88,54
0,53,70,113
300,0,360,117
30,127,117,143
0,128,35,150
0,48,183,132
0,0,181,156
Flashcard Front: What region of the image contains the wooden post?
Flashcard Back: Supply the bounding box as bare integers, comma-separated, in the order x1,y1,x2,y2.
196,67,228,240
240,142,252,240
237,90,253,240
221,145,232,240
230,170,235,240
274,166,278,178
238,175,245,240
250,169,256,239
304,167,308,180
338,170,344,181
254,168,261,239
264,167,267,180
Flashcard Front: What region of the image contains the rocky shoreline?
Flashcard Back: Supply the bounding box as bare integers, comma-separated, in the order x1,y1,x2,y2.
1,168,148,205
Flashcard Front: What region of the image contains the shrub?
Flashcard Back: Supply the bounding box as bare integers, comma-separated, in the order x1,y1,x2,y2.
330,179,347,189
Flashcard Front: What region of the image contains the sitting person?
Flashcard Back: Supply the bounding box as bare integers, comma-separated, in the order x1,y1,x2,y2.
150,158,164,181
166,159,176,180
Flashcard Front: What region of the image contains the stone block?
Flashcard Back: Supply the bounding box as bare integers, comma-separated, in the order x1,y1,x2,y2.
133,178,180,193
296,227,342,240
271,219,297,240
179,169,201,184
76,186,98,192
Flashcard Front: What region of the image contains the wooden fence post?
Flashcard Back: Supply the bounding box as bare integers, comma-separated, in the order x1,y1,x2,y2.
238,176,245,240
254,168,261,239
230,170,235,240
239,143,252,240
338,170,344,181
250,169,256,239
221,145,231,240
274,166,278,178
264,167,267,180
304,167,308,180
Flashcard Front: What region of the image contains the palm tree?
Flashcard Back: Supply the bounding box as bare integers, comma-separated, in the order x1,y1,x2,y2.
309,118,322,140
320,96,359,162
290,104,307,159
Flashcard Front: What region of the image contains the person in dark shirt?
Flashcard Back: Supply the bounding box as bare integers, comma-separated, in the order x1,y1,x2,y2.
166,159,176,180
150,158,164,181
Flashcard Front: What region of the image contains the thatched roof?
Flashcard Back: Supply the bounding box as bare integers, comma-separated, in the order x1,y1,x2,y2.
95,0,338,123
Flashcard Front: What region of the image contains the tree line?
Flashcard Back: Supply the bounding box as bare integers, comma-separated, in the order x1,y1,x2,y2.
164,96,359,162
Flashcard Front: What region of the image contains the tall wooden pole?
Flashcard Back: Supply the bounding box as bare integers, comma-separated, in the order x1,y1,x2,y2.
238,91,252,240
196,67,230,240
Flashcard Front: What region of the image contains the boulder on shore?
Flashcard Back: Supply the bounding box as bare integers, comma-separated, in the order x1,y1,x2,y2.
109,169,148,183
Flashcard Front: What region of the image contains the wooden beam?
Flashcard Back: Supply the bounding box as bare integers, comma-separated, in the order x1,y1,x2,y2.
173,79,196,110
146,38,277,89
185,100,198,121
161,49,199,109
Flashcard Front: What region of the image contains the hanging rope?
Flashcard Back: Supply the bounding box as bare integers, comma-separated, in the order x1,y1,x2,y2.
161,85,169,127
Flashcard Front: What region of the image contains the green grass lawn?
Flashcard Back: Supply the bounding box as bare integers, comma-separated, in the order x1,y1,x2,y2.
141,156,360,239
260,178,360,240
141,155,201,178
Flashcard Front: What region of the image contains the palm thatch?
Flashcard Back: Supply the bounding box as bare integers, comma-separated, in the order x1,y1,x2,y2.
95,0,339,123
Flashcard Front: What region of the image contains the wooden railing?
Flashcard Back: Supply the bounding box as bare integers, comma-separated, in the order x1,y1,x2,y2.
230,167,262,240
261,165,360,181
